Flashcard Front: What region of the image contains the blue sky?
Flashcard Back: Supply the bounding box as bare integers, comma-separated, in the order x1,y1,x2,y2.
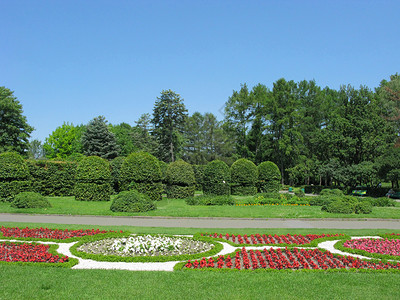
1,0,399,142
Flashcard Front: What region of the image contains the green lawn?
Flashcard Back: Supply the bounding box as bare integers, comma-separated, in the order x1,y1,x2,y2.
0,195,399,219
1,224,400,300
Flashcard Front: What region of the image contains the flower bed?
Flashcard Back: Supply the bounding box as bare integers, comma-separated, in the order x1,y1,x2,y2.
0,226,117,241
201,233,345,246
0,242,68,263
183,247,400,271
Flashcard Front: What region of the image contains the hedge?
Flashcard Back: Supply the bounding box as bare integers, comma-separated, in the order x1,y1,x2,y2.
110,156,125,194
230,158,257,195
0,152,30,202
27,160,77,196
257,161,281,193
202,160,231,196
166,160,196,198
74,156,112,201
192,164,206,191
119,152,163,201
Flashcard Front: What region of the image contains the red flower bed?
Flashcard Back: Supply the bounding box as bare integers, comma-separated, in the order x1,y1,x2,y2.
201,233,343,245
344,239,400,256
184,247,400,270
0,226,116,240
0,242,69,263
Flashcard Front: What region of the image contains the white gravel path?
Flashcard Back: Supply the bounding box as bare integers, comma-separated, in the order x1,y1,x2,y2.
1,235,398,272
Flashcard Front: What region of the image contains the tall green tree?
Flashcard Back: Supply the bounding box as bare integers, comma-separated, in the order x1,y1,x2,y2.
27,139,44,160
82,116,120,160
43,122,84,159
133,113,159,155
109,122,137,156
0,87,33,155
152,90,188,163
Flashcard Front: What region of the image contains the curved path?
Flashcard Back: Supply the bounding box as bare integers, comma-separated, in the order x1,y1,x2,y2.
1,213,400,229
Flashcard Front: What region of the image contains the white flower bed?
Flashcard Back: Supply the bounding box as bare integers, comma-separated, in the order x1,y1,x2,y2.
77,235,213,257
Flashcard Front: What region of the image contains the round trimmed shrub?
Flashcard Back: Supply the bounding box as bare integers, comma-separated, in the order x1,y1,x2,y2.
11,192,51,209
74,156,112,201
166,160,195,198
119,152,163,201
354,201,373,214
0,152,31,202
321,199,354,214
203,160,231,195
192,164,206,191
110,190,156,212
257,161,281,193
230,158,257,195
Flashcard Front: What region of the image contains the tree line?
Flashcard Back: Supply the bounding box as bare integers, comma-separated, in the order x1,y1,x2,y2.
1,74,399,188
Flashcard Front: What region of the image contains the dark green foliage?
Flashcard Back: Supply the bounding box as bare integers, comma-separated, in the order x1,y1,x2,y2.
11,192,51,209
203,160,231,196
27,160,77,196
185,195,234,206
74,156,112,201
321,199,355,214
0,152,30,202
0,87,33,154
166,160,195,198
192,164,205,191
257,161,281,192
354,201,373,214
294,188,305,197
119,152,163,201
320,189,344,196
158,161,168,183
81,116,120,160
110,157,125,194
367,197,396,207
304,186,344,194
230,158,257,195
110,190,156,212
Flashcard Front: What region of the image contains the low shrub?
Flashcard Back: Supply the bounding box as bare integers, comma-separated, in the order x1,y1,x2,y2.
321,199,354,214
11,192,51,209
320,189,344,196
294,188,305,197
110,190,156,212
354,201,373,214
360,197,396,207
185,195,234,206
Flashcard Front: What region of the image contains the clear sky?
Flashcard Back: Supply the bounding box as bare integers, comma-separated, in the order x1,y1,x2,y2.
1,0,399,142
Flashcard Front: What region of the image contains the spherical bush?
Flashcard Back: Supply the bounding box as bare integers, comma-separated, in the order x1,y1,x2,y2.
110,190,156,212
0,152,31,202
74,156,112,201
166,160,195,198
203,160,231,195
257,161,281,193
230,158,257,195
11,192,51,209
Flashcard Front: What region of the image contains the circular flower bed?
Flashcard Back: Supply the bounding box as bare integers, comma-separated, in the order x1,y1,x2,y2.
343,238,400,256
77,235,213,257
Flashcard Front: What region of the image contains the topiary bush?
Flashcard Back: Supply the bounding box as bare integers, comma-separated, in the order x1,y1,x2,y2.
0,152,31,202
321,199,354,214
185,195,234,206
166,160,195,198
230,158,257,195
27,160,77,196
257,161,281,193
202,160,231,196
354,201,373,214
74,156,112,201
110,156,125,194
119,152,163,201
11,192,51,209
192,164,206,191
110,190,156,212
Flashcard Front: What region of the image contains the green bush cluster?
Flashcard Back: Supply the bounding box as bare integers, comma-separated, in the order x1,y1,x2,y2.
165,160,195,198
27,160,77,196
110,157,125,194
320,196,373,214
230,158,257,195
119,152,163,201
249,193,309,205
257,161,281,193
202,160,231,196
185,195,234,206
110,190,156,212
11,192,51,209
320,189,344,196
74,156,112,201
0,152,31,202
192,164,206,191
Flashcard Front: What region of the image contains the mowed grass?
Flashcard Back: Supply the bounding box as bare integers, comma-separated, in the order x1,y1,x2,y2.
1,224,400,300
0,195,399,219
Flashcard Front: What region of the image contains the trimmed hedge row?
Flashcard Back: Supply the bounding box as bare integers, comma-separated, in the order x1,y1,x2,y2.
166,160,196,198
202,160,231,196
231,158,257,195
257,161,281,193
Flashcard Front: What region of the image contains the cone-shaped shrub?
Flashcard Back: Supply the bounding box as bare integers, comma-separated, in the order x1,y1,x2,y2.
119,152,163,201
230,158,257,195
110,190,156,212
74,156,112,201
203,160,231,195
257,161,281,192
166,160,195,198
0,152,31,202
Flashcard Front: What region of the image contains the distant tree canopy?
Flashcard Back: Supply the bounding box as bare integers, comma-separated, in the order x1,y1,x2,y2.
0,87,33,155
